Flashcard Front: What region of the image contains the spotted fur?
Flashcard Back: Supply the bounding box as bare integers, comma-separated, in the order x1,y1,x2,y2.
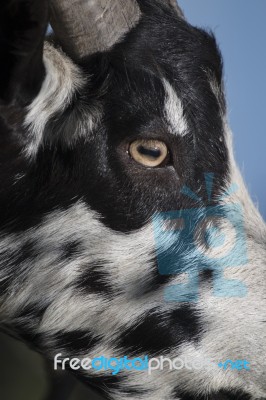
0,0,265,399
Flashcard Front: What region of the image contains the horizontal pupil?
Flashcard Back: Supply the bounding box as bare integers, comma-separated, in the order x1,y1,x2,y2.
137,145,161,159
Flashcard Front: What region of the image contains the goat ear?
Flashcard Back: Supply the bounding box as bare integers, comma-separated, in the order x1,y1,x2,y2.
165,0,185,18
49,0,141,60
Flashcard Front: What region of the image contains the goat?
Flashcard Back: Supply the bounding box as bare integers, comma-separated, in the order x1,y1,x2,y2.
0,0,265,399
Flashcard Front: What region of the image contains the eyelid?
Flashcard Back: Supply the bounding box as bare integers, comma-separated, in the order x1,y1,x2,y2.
128,139,169,168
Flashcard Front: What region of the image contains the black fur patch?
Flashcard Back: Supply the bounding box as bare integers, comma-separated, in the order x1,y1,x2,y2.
170,305,201,342
217,389,252,400
81,373,151,400
2,239,39,289
50,329,101,355
75,262,114,296
13,239,37,265
0,0,48,104
199,268,214,286
80,374,122,400
173,388,252,400
117,305,201,356
134,259,173,296
62,240,82,260
0,274,13,294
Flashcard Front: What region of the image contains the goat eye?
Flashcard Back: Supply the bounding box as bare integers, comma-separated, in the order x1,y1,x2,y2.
129,140,168,167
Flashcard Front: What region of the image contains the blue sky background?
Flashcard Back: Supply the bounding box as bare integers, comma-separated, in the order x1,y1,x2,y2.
178,0,266,219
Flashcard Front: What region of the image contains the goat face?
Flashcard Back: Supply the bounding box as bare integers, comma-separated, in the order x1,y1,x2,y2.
0,1,265,399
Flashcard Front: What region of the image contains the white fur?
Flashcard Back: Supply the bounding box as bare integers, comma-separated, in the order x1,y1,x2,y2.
0,193,265,398
23,42,85,158
163,79,188,136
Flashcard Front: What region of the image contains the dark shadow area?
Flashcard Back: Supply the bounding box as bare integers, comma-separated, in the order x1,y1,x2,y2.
0,332,105,400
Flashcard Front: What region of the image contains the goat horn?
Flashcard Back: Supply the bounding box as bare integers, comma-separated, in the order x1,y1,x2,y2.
49,0,141,60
